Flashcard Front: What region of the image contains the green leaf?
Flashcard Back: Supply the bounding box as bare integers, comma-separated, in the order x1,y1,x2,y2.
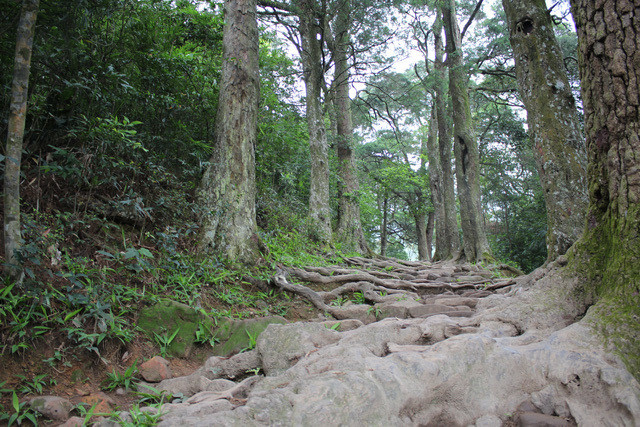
11,392,19,412
64,308,83,322
137,248,154,258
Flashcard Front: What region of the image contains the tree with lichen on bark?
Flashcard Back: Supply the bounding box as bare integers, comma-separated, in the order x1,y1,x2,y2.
4,0,39,280
197,0,261,263
442,0,492,263
565,0,640,378
502,0,587,262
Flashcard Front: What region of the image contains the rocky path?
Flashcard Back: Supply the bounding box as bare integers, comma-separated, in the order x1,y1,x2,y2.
64,258,640,426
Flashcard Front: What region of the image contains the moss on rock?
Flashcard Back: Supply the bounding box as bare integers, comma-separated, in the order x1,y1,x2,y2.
138,299,216,358
212,316,287,357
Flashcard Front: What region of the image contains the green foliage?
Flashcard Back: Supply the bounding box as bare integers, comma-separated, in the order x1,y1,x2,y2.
153,328,181,358
15,374,55,396
1,392,40,427
240,330,258,353
102,361,140,392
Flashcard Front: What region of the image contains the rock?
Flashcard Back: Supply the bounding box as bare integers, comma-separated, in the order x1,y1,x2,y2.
433,296,479,308
455,275,486,282
137,299,217,357
257,322,340,375
140,356,173,382
203,350,262,379
377,298,422,319
59,416,84,427
319,319,364,331
211,316,287,357
331,304,377,324
29,396,73,421
80,392,114,414
516,400,541,413
407,304,456,318
474,414,502,427
516,412,573,426
156,316,640,426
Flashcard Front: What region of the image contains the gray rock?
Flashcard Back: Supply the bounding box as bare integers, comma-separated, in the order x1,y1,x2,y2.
516,412,573,426
257,322,340,375
377,298,422,319
433,296,479,308
318,318,364,331
29,396,73,421
408,303,456,318
475,414,502,427
153,285,640,427
331,304,377,324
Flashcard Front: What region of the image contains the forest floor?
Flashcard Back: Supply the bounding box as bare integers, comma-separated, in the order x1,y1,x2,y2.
0,254,523,425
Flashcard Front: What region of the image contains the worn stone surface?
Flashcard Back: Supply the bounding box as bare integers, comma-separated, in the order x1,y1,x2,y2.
151,272,640,426
140,356,172,382
377,298,422,319
331,304,377,324
516,411,574,426
408,303,456,318
29,396,73,421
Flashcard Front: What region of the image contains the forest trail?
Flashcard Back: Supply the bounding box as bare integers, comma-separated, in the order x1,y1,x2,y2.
72,259,640,426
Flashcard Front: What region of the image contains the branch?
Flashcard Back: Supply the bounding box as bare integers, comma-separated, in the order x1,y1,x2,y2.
460,0,484,42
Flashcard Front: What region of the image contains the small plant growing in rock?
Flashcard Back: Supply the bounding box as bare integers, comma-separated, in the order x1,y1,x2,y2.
352,292,366,305
153,328,180,358
240,330,258,353
330,296,348,307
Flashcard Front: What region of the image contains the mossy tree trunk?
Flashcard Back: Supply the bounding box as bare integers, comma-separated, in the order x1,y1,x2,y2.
567,0,640,377
198,0,261,263
502,0,588,261
299,3,331,244
432,8,461,261
442,0,491,263
332,0,368,253
4,0,39,279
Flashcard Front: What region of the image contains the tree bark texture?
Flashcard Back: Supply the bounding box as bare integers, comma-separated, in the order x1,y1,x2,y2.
299,4,331,244
568,0,640,377
426,105,447,260
442,0,491,263
4,0,39,277
502,0,588,261
380,194,388,256
333,0,368,253
415,212,428,261
198,0,260,263
433,9,461,261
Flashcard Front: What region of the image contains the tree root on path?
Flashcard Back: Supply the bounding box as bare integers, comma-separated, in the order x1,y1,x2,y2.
185,375,261,405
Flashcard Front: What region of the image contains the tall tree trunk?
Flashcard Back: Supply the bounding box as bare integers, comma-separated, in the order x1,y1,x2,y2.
299,6,331,244
415,212,428,260
4,0,39,279
567,0,640,378
442,0,491,263
426,210,434,262
380,193,388,256
198,0,260,263
333,0,367,253
426,105,447,260
502,0,587,261
433,9,461,261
